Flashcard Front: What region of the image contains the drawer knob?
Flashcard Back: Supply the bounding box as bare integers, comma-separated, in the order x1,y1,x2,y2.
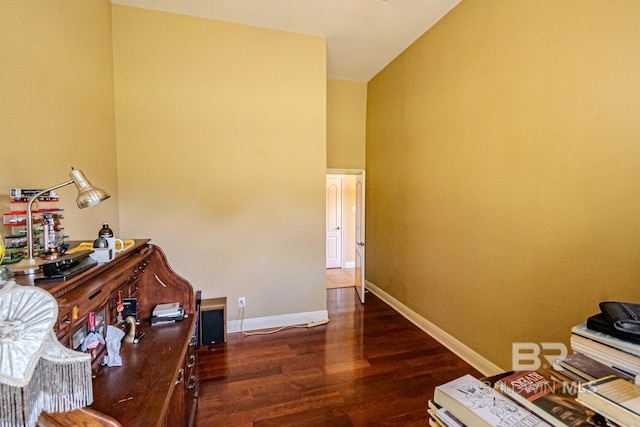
175,368,184,385
187,354,196,368
188,375,196,389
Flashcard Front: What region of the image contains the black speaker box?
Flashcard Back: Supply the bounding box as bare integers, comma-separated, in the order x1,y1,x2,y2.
199,297,226,346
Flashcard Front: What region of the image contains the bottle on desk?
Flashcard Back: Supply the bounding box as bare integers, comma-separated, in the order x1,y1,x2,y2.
98,223,113,238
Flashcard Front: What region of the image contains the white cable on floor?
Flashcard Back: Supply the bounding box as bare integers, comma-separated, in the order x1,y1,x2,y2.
238,303,317,336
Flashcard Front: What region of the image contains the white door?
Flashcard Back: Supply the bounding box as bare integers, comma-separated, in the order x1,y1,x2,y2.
355,171,366,303
326,176,343,268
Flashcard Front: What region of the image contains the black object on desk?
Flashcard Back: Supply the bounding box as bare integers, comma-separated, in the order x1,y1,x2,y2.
35,250,98,283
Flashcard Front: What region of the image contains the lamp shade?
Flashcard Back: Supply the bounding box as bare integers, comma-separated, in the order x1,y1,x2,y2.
70,168,110,209
0,280,93,427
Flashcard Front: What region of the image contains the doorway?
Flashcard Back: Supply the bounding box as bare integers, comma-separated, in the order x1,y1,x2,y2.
326,175,344,269
326,169,365,303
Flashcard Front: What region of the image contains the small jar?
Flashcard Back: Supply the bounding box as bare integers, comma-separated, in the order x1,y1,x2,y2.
98,223,113,238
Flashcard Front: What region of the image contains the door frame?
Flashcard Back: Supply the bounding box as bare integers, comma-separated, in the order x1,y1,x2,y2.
326,168,366,302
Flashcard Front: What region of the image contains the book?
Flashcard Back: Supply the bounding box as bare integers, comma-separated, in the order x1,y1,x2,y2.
570,342,638,378
150,314,185,325
571,346,638,380
571,334,640,376
153,302,183,318
578,375,640,426
496,371,596,426
437,407,465,427
434,374,550,427
550,362,586,385
556,352,633,382
427,409,441,425
428,400,466,427
428,400,448,426
428,399,441,412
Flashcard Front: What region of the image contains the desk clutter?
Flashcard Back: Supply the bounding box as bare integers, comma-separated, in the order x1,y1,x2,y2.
151,302,185,325
2,188,66,263
65,239,135,264
34,250,97,283
9,241,198,426
1,185,130,272
429,301,640,427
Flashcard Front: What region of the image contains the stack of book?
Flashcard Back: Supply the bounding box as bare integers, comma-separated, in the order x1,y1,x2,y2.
567,302,640,378
565,303,640,426
577,375,640,426
430,302,640,426
551,352,633,385
430,374,552,426
570,322,640,378
430,370,640,427
151,302,185,325
429,371,607,426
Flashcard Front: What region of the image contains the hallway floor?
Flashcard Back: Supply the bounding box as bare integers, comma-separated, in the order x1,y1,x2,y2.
326,267,355,289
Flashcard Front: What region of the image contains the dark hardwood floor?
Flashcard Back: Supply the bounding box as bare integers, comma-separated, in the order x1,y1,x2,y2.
195,287,481,426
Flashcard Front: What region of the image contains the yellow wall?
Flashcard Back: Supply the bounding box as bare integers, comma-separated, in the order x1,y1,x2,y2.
327,79,367,170
326,79,366,267
112,6,327,319
366,0,640,370
0,0,119,241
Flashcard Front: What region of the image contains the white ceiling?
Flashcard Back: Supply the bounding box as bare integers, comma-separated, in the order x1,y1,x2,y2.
110,0,461,82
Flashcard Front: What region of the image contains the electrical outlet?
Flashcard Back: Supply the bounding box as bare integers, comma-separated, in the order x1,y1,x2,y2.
238,297,246,308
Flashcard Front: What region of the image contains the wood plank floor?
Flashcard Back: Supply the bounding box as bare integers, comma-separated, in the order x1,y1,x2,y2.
195,287,481,426
326,268,355,289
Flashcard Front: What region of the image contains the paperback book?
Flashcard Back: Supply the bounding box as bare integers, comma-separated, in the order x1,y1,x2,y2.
556,352,633,382
434,374,550,427
549,364,583,386
578,375,640,427
428,400,464,427
151,302,185,325
437,407,465,427
573,321,640,355
153,302,183,318
496,371,596,426
570,334,640,377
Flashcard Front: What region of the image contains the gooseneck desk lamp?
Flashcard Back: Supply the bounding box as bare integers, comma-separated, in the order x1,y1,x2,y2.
9,167,110,275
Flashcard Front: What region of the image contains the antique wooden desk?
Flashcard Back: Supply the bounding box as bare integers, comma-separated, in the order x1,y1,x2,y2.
13,240,198,427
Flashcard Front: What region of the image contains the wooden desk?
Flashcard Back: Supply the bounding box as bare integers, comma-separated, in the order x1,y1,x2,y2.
14,240,198,427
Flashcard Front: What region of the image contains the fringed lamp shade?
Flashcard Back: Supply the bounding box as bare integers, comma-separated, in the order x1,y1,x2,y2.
0,280,92,427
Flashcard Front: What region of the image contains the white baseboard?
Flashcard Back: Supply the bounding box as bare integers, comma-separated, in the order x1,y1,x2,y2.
344,261,355,268
365,280,503,377
228,310,329,334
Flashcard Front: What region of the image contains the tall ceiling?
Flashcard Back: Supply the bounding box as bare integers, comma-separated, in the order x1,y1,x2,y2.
110,0,461,82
